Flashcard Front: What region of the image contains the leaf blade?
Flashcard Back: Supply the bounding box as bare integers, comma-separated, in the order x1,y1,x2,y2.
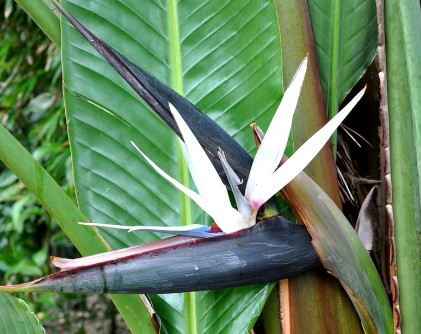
61,0,285,332
385,0,421,331
308,0,377,152
0,293,45,334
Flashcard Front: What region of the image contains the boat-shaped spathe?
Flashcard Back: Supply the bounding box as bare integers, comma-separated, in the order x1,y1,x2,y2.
0,216,319,294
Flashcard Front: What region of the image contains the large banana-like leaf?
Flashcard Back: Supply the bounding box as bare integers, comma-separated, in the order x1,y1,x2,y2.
308,0,377,151
61,0,283,333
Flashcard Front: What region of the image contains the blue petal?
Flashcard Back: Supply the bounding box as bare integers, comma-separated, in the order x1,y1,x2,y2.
129,224,221,238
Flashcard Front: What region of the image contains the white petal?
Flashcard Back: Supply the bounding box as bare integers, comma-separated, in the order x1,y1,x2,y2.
132,142,219,214
79,222,139,230
218,149,253,223
246,57,308,199
129,224,217,238
79,222,214,237
131,141,245,233
128,224,209,232
250,87,366,207
168,103,231,209
213,206,253,233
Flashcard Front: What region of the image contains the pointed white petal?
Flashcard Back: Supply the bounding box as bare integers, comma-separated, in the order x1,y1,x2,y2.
79,222,138,230
355,186,376,251
246,57,308,199
132,141,218,213
79,222,214,237
128,224,210,232
168,103,231,208
250,87,366,207
131,141,245,233
218,149,253,223
213,206,253,233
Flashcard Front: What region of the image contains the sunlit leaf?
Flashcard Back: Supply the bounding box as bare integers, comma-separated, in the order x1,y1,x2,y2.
61,0,285,332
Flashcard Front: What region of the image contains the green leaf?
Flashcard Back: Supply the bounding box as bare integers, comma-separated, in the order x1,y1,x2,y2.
14,0,61,47
281,171,393,334
61,0,283,333
32,245,49,267
385,0,421,332
308,0,377,152
5,259,42,279
0,293,45,334
0,121,155,334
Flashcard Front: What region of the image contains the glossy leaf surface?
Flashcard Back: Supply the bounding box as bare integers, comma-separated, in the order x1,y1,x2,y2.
308,0,377,151
0,293,45,334
61,0,284,333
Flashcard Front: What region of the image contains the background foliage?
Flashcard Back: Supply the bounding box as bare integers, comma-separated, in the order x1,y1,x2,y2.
0,2,129,332
0,0,70,284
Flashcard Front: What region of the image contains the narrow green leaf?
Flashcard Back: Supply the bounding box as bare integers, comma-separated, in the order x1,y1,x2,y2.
0,293,45,334
256,287,282,334
14,0,61,47
166,5,198,329
385,0,421,332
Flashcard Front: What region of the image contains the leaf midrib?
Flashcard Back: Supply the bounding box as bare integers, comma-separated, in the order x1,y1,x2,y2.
327,0,344,155
167,1,197,334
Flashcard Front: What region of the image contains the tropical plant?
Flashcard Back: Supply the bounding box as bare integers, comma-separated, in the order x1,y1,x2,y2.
1,0,420,333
